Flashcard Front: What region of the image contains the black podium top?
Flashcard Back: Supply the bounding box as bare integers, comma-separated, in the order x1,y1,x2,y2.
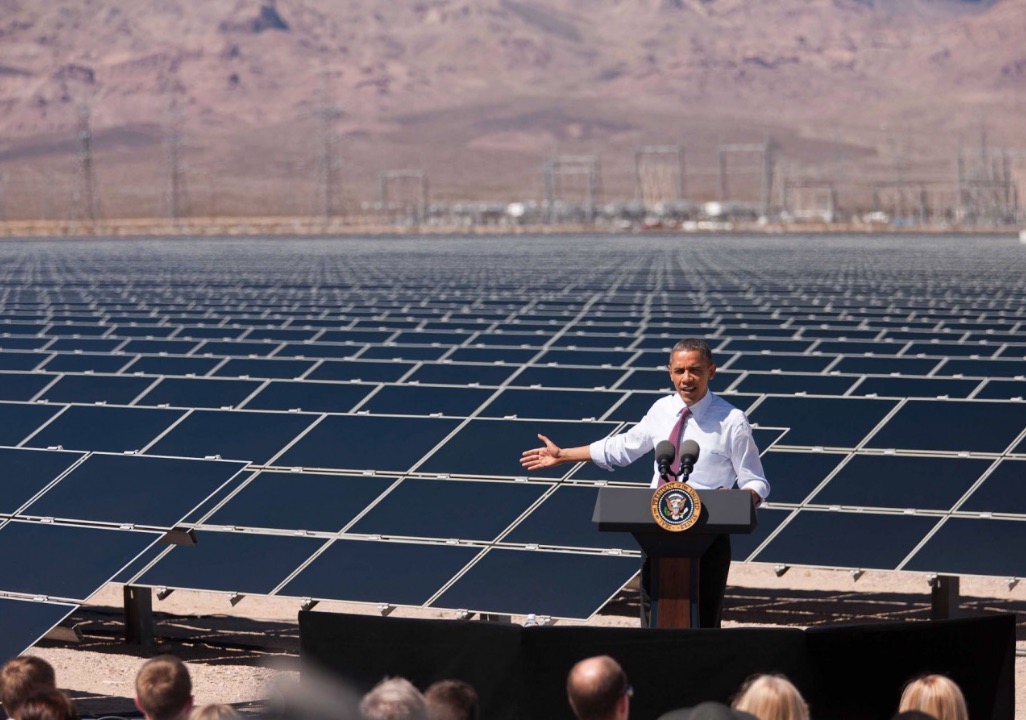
593,487,757,557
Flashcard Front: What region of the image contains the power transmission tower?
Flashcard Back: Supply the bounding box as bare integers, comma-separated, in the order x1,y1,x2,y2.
163,87,188,222
380,170,428,224
717,141,776,218
635,145,686,207
317,72,343,220
75,102,99,223
543,155,601,223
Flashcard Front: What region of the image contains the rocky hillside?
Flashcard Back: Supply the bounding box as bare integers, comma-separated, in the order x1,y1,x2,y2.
0,0,1023,216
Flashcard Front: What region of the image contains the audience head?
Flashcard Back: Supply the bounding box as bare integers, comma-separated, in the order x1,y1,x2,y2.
423,680,478,720
134,656,194,720
1,656,57,720
188,705,240,720
731,674,809,720
658,701,757,720
359,678,427,720
566,655,631,720
12,690,77,720
898,674,967,720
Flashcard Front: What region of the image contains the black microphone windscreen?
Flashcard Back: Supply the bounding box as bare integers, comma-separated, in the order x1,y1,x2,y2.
655,440,676,464
679,439,700,462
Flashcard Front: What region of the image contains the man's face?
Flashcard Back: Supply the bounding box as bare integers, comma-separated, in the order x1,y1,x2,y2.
668,349,716,405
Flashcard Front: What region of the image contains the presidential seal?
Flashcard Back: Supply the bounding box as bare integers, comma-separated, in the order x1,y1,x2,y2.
651,481,702,532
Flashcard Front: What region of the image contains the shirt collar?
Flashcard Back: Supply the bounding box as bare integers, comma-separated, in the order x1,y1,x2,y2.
678,390,714,419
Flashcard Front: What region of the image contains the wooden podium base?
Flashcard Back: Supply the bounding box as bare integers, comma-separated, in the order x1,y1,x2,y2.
654,557,701,628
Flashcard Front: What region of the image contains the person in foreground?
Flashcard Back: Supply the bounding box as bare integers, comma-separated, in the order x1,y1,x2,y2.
658,701,757,720
0,656,58,720
423,680,478,720
521,338,769,627
566,656,632,720
731,674,809,720
360,678,428,720
898,674,967,720
134,656,194,720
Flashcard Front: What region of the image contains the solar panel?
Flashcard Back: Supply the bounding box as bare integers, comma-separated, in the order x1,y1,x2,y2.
275,415,463,472
24,405,184,454
22,453,248,527
863,400,1026,453
750,511,940,570
136,530,327,594
146,409,318,464
280,539,482,606
2,234,1026,628
806,454,992,511
358,385,493,417
0,520,161,600
39,374,156,405
0,447,84,514
749,396,898,448
137,377,264,409
206,470,393,532
0,372,56,401
350,478,550,541
0,597,78,665
429,548,640,619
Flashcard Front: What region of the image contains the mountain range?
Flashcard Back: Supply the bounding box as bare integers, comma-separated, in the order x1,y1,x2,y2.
1,0,1023,217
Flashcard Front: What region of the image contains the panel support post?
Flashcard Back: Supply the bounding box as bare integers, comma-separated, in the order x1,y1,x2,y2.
930,575,960,620
124,585,154,646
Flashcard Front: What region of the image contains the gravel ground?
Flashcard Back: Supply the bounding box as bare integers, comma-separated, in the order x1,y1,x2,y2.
23,565,1025,718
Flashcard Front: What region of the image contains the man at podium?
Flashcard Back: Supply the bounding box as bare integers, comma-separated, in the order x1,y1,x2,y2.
520,338,769,628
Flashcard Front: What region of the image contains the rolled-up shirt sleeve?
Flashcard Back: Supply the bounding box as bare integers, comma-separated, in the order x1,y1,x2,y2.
589,418,657,471
729,418,770,501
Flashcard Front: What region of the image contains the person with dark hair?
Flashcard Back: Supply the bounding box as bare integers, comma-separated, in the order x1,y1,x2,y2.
423,680,478,720
522,338,769,627
566,656,631,720
134,656,194,720
13,690,77,720
0,656,57,720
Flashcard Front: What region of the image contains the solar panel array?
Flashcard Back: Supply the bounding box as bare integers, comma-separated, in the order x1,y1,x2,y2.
1,235,1025,644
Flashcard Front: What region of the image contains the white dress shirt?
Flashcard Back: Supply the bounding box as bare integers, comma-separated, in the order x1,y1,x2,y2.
588,391,770,500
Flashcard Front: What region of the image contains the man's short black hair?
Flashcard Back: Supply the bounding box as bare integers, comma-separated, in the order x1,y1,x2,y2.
670,338,713,365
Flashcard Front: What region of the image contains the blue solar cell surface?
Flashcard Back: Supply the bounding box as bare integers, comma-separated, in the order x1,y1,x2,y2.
2,234,1025,631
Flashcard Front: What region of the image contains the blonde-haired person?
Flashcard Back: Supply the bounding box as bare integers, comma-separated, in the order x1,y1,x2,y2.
898,674,967,720
732,674,809,720
189,705,240,720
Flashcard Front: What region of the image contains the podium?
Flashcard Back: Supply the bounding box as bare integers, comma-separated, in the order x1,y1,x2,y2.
593,487,757,628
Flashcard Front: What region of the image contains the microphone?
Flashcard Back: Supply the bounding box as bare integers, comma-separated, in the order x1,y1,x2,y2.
655,440,676,480
678,439,700,480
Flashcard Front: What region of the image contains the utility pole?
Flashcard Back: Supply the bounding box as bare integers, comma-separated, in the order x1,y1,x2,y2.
76,102,98,224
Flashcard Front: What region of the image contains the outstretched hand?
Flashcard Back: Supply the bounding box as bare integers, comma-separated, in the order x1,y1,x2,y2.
520,433,562,471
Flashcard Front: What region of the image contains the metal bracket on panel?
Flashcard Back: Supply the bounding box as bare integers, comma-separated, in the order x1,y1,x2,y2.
774,565,790,577
159,527,198,545
479,613,512,624
43,625,83,643
156,587,174,601
851,569,865,582
377,604,395,617
454,609,474,620
1007,578,1019,591
300,598,319,612
228,593,245,607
